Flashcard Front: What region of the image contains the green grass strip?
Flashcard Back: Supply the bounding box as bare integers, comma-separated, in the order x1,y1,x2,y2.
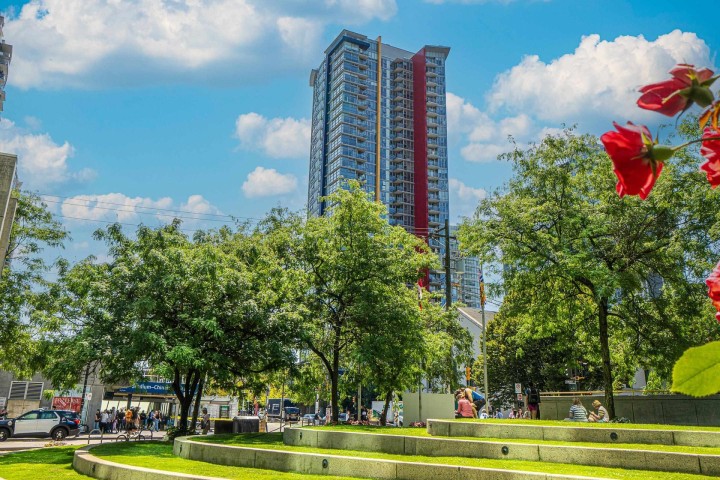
305,425,720,454
0,446,91,480
195,433,717,480
92,442,358,479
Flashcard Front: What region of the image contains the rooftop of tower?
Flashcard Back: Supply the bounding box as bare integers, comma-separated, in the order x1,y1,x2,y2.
324,29,449,61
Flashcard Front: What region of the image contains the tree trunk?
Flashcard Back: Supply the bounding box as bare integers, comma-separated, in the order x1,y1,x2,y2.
173,368,201,435
331,341,340,424
598,296,615,419
191,376,205,433
380,392,392,427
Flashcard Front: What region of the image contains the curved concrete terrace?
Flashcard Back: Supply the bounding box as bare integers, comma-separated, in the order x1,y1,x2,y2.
427,420,720,447
174,436,611,480
284,428,720,476
73,444,227,480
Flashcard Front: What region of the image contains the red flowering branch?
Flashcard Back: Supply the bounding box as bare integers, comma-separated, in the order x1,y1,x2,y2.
602,64,720,199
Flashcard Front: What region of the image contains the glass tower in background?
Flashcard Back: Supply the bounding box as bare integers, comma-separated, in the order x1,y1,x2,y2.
308,30,451,293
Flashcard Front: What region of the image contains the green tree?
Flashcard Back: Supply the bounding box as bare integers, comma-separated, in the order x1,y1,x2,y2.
42,221,297,435
355,288,424,425
290,182,437,423
0,192,68,375
459,129,720,418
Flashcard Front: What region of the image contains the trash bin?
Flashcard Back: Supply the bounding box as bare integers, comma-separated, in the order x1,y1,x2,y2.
232,416,260,433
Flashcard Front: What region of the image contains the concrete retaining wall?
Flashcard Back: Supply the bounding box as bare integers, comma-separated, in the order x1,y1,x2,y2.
427,420,720,447
539,394,720,426
73,445,226,480
174,437,611,480
284,428,720,475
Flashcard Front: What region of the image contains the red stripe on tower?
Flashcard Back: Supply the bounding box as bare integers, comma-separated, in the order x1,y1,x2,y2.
412,48,429,287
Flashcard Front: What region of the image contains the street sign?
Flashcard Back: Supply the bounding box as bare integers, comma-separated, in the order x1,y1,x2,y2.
514,383,522,394
564,380,576,385
516,394,523,401
84,392,92,400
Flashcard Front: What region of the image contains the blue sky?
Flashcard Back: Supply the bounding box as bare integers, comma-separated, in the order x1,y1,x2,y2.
0,0,717,265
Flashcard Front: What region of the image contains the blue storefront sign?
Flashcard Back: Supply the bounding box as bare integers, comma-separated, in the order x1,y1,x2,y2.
117,382,174,395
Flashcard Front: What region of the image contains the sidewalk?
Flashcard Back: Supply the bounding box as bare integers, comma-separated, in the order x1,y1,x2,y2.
0,430,164,453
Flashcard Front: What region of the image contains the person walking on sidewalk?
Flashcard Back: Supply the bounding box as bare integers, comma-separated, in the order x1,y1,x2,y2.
524,382,541,420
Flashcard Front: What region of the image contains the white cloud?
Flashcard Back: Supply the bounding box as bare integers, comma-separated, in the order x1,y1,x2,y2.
447,92,532,162
5,0,398,89
0,118,95,188
488,30,713,124
460,143,515,163
58,193,223,224
242,167,298,198
425,0,515,3
235,113,311,159
449,178,486,219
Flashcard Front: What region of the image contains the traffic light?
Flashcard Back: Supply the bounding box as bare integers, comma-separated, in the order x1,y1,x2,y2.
465,366,471,383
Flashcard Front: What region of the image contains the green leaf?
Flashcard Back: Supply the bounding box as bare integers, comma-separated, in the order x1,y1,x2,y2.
672,341,720,397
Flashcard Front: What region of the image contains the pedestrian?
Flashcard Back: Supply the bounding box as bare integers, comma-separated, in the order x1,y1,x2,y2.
565,397,589,422
125,408,134,432
201,408,211,435
455,393,474,418
100,410,109,433
94,409,101,431
524,382,541,420
588,400,610,423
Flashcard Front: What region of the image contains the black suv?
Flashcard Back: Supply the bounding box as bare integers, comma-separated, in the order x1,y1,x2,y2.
284,407,300,422
0,409,81,441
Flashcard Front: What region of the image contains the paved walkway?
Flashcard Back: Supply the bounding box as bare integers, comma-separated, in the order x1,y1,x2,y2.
0,430,165,453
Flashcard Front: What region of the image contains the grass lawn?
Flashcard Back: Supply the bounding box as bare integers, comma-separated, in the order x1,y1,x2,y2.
92,442,358,479
303,425,720,454
195,433,717,480
0,446,91,479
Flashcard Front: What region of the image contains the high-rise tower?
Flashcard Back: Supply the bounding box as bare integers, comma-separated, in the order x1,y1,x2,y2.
308,30,450,238
0,15,12,114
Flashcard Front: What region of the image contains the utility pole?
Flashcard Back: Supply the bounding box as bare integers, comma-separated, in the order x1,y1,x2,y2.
480,264,490,415
444,218,452,311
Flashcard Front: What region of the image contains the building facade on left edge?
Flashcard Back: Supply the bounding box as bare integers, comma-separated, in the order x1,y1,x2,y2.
0,15,15,273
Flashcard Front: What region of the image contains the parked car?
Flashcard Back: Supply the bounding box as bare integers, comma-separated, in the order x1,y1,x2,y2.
302,413,316,424
0,409,81,441
284,407,300,422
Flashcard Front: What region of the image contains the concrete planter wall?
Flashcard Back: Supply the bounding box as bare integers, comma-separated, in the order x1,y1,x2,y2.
73,445,225,480
539,394,720,426
285,427,720,475
173,437,610,480
426,420,720,447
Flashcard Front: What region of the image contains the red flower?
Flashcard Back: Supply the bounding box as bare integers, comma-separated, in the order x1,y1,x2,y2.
601,122,666,199
705,260,720,322
700,127,720,187
637,64,715,116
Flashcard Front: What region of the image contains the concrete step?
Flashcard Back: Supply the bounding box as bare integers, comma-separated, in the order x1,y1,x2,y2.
285,427,720,476
427,419,720,447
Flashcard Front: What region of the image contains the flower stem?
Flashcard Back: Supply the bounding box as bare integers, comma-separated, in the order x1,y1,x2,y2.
672,136,720,151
